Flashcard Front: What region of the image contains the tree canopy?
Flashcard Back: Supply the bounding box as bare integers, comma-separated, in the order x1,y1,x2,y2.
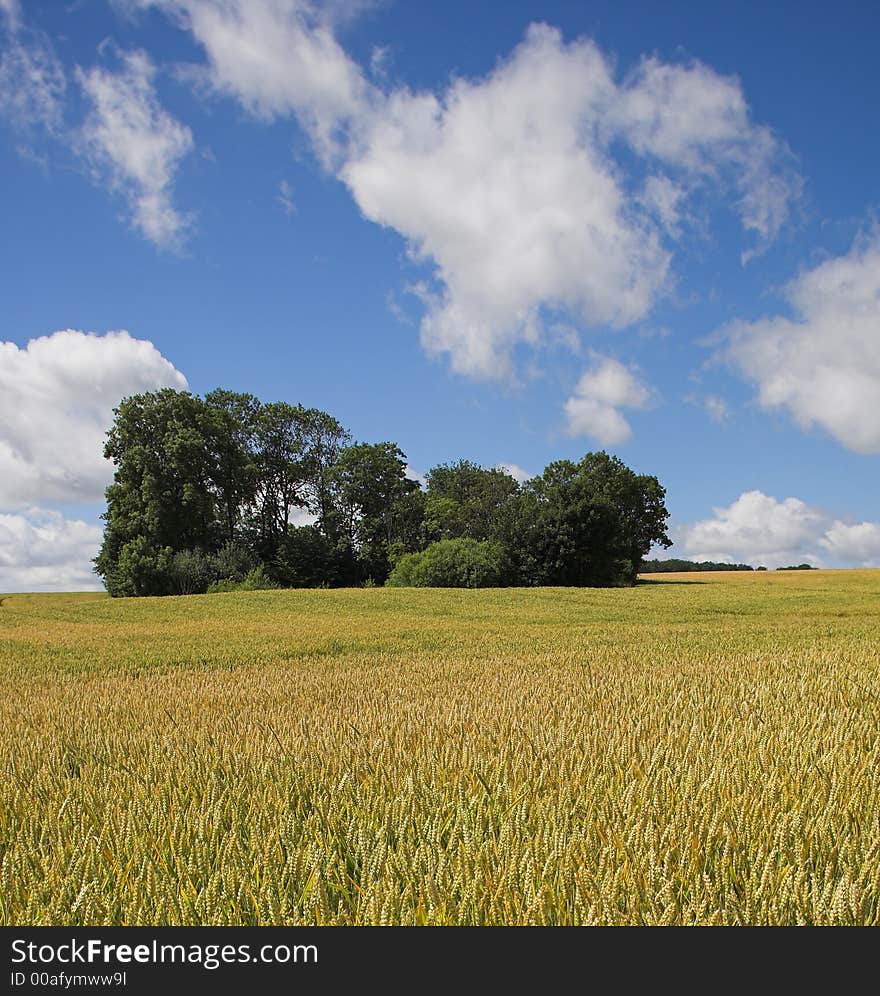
95,388,671,595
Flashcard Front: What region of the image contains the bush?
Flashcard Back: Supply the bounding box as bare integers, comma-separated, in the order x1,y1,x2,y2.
386,538,507,588
106,538,174,597
211,542,258,584
207,565,278,593
168,548,214,595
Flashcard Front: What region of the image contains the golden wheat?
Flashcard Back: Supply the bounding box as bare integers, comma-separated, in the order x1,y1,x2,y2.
1,570,879,924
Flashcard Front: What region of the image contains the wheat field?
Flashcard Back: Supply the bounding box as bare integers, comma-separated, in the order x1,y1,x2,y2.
2,570,879,925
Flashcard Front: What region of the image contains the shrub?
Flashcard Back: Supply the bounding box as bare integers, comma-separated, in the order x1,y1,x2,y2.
207,565,278,593
168,549,215,595
211,542,258,584
386,538,507,588
106,538,174,597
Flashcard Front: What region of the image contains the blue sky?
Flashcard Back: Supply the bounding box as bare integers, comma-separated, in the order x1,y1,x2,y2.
1,0,879,588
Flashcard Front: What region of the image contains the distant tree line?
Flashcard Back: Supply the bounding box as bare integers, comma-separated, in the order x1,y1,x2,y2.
640,559,754,573
640,559,818,573
95,388,672,596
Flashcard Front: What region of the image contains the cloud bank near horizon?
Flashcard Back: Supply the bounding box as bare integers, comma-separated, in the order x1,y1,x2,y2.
0,329,187,592
670,490,880,569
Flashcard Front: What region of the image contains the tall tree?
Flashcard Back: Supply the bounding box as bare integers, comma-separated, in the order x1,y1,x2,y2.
298,408,351,538
95,389,217,595
423,460,520,544
251,404,351,560
515,452,671,586
330,441,422,581
253,402,311,560
203,389,260,545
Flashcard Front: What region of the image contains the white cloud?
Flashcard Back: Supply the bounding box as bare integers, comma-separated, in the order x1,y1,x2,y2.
675,490,880,569
142,8,798,380
0,329,188,508
0,19,66,133
724,234,880,454
820,521,880,568
340,30,797,377
140,0,369,165
341,25,669,379
564,356,650,445
0,508,103,592
639,174,685,237
77,50,194,248
676,490,824,567
612,57,799,247
495,463,533,484
613,58,749,165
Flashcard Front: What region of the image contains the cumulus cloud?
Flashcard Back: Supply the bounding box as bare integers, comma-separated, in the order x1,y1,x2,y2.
0,508,103,592
564,356,650,445
611,57,800,247
77,50,194,248
138,6,798,379
820,521,880,568
675,490,880,569
0,329,188,508
724,234,880,453
137,0,369,164
341,30,798,378
677,490,824,567
342,26,670,379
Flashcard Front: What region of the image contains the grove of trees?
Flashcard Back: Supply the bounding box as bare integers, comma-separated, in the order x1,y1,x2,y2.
95,388,672,596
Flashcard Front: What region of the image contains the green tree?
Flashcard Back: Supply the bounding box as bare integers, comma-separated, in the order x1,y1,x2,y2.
272,525,355,588
331,442,422,581
96,390,355,595
423,461,520,544
252,402,312,561
250,403,351,574
95,389,217,595
298,408,351,538
203,389,261,545
387,538,508,588
514,452,671,586
95,388,671,596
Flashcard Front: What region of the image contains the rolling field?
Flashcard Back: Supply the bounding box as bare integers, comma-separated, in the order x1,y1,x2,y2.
2,570,879,925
